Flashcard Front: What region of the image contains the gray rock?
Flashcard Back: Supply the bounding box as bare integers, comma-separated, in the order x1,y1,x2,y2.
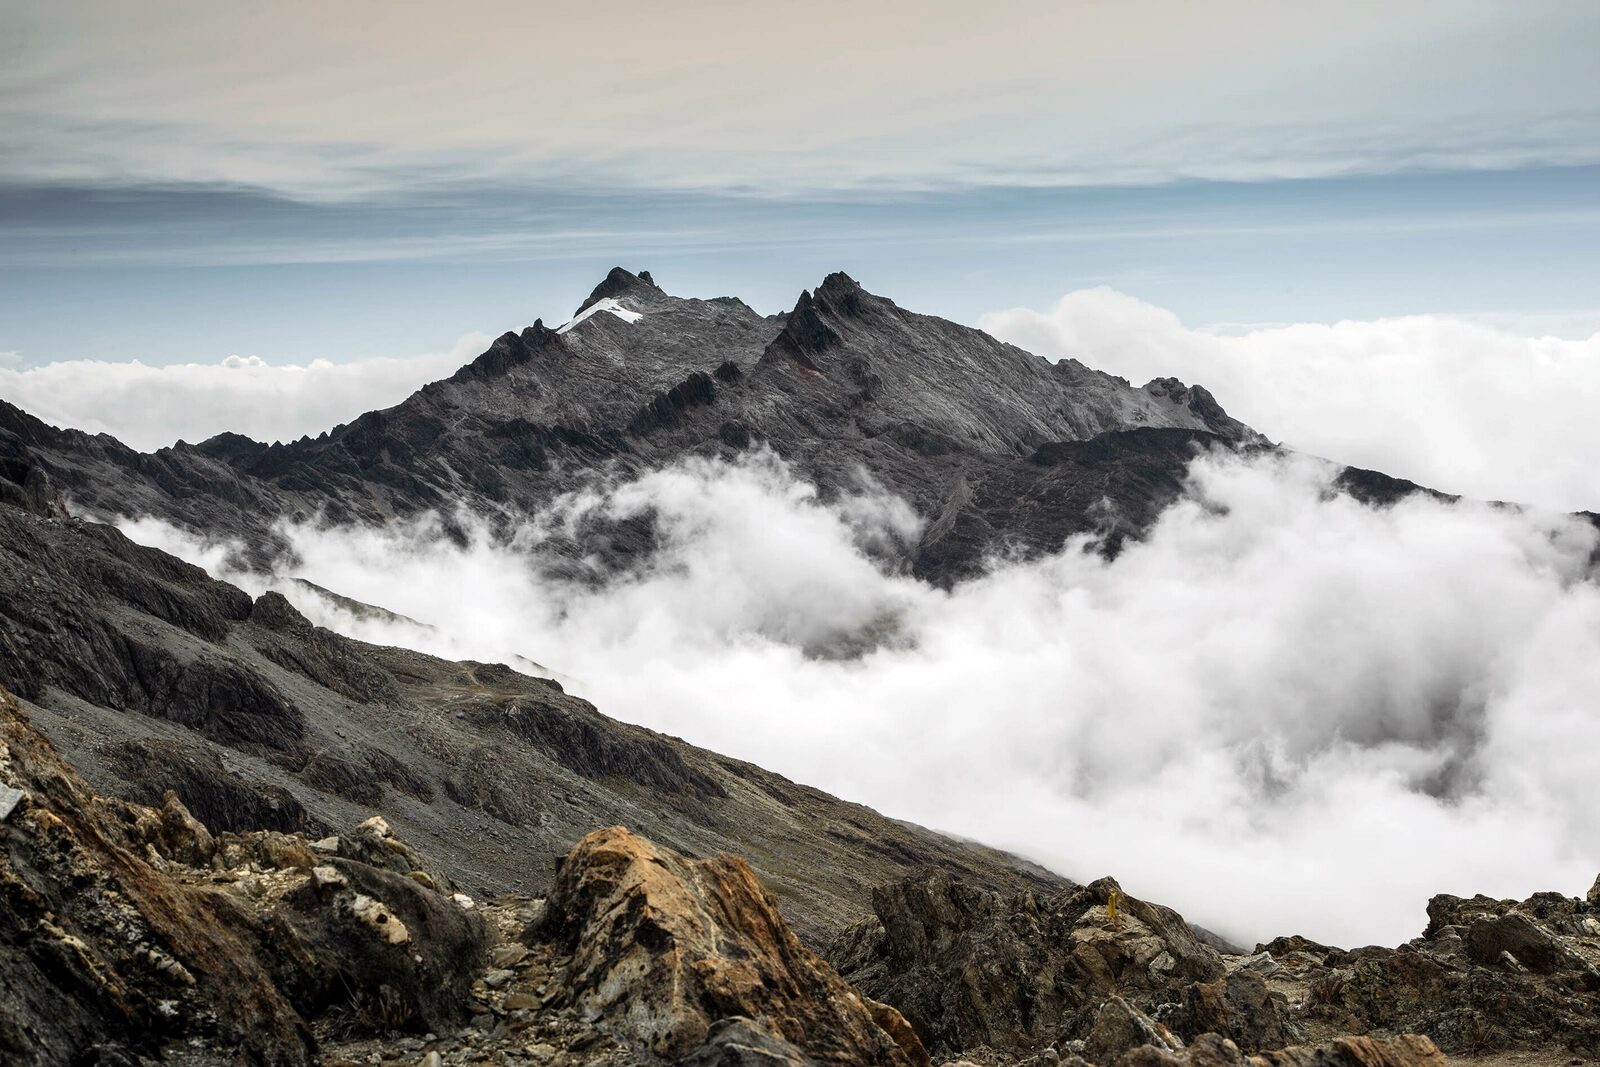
0,784,24,821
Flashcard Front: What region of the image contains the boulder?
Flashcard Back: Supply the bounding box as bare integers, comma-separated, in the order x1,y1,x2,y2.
533,825,925,1065
1082,996,1181,1064
328,813,457,893
1160,971,1300,1052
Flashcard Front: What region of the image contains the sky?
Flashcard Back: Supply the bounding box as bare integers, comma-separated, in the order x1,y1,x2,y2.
8,0,1600,940
2,0,1599,367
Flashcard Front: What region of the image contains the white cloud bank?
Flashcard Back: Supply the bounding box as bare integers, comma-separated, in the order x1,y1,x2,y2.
982,290,1600,513
0,334,492,451
120,450,1600,949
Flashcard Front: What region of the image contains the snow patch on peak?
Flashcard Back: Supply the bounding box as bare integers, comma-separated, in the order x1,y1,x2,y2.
558,298,643,335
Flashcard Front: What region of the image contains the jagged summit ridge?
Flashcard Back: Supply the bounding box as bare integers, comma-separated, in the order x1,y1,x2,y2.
575,264,664,315
0,266,1354,581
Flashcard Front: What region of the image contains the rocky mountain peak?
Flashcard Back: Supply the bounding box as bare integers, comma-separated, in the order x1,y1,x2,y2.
447,319,565,383
575,265,663,315
764,288,844,369
814,269,869,310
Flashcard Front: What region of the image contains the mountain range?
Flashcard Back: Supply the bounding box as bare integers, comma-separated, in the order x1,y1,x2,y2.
0,269,1594,1067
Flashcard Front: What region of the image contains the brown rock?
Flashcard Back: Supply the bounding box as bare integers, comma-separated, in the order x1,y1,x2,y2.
0,686,486,1065
535,825,924,1065
0,687,312,1065
868,996,934,1067
155,789,216,866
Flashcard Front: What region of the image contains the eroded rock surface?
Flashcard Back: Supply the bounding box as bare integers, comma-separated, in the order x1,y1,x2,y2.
1277,888,1600,1055
533,825,927,1065
0,685,485,1066
832,863,1600,1067
827,871,1242,1057
1115,1033,1446,1067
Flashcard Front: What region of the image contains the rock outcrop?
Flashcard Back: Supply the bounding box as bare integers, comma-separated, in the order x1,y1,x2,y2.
829,864,1600,1064
0,697,1495,1067
827,870,1245,1058
533,825,928,1065
0,685,485,1065
1280,887,1600,1055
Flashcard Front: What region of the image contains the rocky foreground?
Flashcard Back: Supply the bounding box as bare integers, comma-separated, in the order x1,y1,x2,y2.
3,685,1596,1067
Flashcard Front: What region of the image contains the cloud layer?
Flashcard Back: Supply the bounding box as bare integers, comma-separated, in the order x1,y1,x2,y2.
0,334,490,450
7,1,1599,196
982,289,1600,512
121,450,1600,948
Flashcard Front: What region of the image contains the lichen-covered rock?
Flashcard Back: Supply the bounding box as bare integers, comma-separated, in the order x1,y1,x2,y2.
0,687,312,1066
1082,996,1182,1064
534,825,926,1065
0,686,485,1066
828,870,1223,1056
1250,885,1600,1058
328,813,458,894
1159,971,1301,1053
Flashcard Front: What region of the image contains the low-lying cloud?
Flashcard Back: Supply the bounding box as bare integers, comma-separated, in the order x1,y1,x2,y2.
982,289,1600,513
121,450,1600,949
0,334,491,451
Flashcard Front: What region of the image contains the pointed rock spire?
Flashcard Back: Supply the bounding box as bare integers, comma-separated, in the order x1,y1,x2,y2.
576,266,663,315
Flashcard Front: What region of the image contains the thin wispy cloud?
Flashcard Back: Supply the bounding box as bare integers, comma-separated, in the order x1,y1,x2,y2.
5,0,1597,197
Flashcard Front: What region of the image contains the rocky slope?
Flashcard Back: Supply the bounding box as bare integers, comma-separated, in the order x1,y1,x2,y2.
0,268,1282,583
0,694,1503,1066
827,868,1600,1064
0,483,1059,945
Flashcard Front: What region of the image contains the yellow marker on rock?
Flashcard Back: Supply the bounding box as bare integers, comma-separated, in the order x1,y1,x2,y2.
1107,887,1121,924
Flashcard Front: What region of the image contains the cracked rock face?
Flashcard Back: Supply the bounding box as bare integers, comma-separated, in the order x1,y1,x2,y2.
533,825,928,1066
832,862,1600,1065
1282,888,1600,1056
827,870,1233,1057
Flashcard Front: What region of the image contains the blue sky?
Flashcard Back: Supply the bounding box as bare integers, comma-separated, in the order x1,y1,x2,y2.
4,165,1599,367
2,0,1598,366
